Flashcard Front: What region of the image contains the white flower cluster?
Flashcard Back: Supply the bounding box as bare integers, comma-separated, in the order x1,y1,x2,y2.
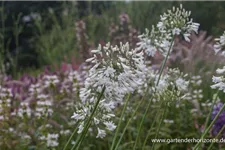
211,66,225,92
190,75,202,86
164,119,174,124
29,83,42,95
154,74,170,93
154,68,189,94
17,102,32,119
68,70,86,93
72,42,147,138
137,65,156,95
137,4,199,57
175,77,189,91
60,129,70,136
214,31,225,56
39,133,59,147
59,66,88,95
201,100,212,107
184,75,203,114
59,71,79,94
186,75,203,101
43,75,60,88
145,68,189,106
0,86,13,120
35,94,53,117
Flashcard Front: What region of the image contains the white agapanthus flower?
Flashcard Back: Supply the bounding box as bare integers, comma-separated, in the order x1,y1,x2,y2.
71,112,86,121
211,66,225,92
175,77,189,91
216,66,225,74
96,128,106,138
155,75,169,93
104,121,116,131
136,29,157,57
77,122,84,134
137,4,199,57
214,31,225,56
152,68,189,101
72,42,148,138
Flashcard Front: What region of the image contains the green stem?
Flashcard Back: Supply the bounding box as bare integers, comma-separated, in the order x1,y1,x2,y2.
156,39,174,86
113,98,143,150
62,124,79,150
151,103,167,150
110,93,131,150
74,121,92,150
72,86,105,150
133,95,153,149
133,37,175,150
203,91,219,132
142,111,158,150
207,124,225,150
63,86,105,150
194,103,225,149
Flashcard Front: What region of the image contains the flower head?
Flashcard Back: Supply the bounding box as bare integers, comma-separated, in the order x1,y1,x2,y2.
137,4,199,57
72,42,147,137
211,66,225,92
96,128,106,138
214,31,225,56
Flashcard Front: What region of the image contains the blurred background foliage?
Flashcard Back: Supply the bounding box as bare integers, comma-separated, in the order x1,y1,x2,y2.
1,1,225,78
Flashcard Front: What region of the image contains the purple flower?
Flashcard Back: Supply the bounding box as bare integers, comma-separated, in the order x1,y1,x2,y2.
211,102,225,137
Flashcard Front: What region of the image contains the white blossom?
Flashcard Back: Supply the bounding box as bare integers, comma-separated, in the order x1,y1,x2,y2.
35,94,53,117
211,66,225,93
175,77,189,91
40,133,59,147
104,121,116,131
43,75,60,88
96,128,106,138
164,119,174,124
18,102,31,118
72,42,148,138
137,4,199,57
214,31,225,56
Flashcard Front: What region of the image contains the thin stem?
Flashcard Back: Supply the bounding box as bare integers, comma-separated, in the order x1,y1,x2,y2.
113,98,143,150
62,124,79,150
151,104,167,150
142,111,158,150
74,121,92,150
63,86,105,150
203,91,219,131
194,103,225,149
207,124,225,150
72,86,105,150
133,95,153,149
133,37,175,150
156,40,174,86
110,93,131,150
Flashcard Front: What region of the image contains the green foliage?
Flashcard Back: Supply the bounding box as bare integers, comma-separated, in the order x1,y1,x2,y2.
34,2,78,67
